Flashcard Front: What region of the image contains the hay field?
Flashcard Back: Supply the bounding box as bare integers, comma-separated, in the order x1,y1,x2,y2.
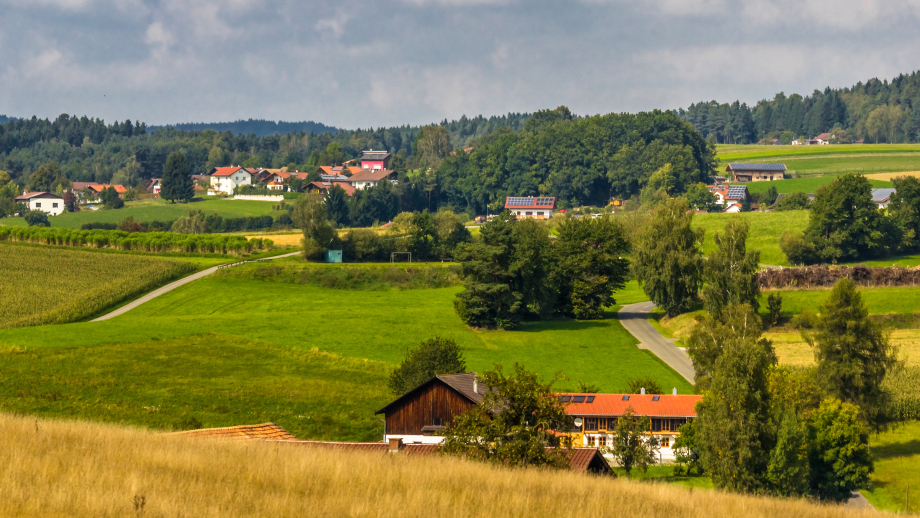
0,243,194,329
0,413,873,518
767,329,920,367
864,171,920,181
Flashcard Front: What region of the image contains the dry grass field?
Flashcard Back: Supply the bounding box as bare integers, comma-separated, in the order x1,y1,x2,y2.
0,413,871,518
864,171,920,181
767,329,920,367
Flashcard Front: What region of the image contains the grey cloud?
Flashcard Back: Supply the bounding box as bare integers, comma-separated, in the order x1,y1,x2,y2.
0,0,918,128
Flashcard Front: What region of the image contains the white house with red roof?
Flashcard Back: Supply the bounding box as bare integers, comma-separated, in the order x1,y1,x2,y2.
561,392,702,460
210,166,253,194
15,192,65,216
504,196,556,219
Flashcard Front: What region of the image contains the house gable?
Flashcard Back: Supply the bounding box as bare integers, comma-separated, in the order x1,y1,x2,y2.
375,373,483,436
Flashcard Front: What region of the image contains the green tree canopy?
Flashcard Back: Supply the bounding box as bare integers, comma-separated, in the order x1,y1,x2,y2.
889,175,920,251
324,184,351,226
807,398,873,502
702,218,761,319
292,194,338,260
161,152,193,202
804,278,898,431
634,197,703,316
388,337,466,396
606,407,659,479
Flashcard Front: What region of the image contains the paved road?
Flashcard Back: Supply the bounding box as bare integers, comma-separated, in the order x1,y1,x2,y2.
617,301,695,383
92,251,301,322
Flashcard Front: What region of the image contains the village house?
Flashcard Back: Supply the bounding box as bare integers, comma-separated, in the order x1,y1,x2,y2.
305,181,356,196
504,196,556,219
709,185,750,210
348,169,399,190
360,150,391,170
145,178,162,194
14,191,65,215
725,163,787,182
871,188,897,209
209,166,253,194
560,392,701,461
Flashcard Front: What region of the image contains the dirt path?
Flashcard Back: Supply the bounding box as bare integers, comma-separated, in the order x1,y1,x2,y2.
91,251,301,322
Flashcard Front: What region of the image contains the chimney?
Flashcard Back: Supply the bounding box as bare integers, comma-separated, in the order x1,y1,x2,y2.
640,387,645,395
388,438,404,453
673,388,678,396
473,378,478,394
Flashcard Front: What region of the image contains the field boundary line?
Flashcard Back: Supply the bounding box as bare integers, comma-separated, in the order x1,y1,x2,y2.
91,251,301,322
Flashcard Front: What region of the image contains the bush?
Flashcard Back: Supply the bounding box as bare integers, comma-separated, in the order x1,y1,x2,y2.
24,211,49,227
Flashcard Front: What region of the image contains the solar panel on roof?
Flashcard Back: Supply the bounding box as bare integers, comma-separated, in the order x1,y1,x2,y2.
572,395,586,403
622,395,630,401
653,396,660,401
559,395,571,402
586,396,595,403
728,163,787,171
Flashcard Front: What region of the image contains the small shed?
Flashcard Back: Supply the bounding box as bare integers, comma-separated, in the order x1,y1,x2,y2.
325,250,343,263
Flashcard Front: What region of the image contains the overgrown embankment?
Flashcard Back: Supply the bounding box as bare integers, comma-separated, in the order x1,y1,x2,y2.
215,262,463,290
759,265,920,289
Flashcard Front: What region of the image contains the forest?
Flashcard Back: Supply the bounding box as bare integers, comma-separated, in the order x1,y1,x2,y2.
678,70,920,144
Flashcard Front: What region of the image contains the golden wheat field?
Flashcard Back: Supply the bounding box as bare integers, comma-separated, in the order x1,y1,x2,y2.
0,413,870,518
0,244,194,329
864,171,920,181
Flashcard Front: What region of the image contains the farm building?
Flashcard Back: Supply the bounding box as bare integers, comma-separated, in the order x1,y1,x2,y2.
871,188,897,209
171,422,298,441
210,166,253,194
375,372,484,445
726,163,787,182
560,392,701,461
504,197,556,219
14,191,65,216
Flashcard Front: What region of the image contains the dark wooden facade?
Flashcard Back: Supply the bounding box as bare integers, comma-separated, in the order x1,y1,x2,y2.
382,380,476,435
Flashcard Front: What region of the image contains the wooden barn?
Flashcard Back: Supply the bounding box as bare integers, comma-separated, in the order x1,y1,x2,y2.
375,373,484,444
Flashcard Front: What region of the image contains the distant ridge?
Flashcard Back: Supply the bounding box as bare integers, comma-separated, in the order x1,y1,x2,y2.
151,118,339,136
0,115,12,124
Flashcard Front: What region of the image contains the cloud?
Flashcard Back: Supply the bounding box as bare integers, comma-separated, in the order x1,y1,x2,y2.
0,0,918,127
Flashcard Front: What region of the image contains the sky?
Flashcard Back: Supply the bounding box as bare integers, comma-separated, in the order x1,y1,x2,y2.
1,0,919,129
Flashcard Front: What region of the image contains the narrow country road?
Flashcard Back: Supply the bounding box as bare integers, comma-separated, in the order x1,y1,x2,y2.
91,251,301,322
617,301,695,383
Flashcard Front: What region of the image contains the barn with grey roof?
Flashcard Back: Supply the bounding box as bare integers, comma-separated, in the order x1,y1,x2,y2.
726,163,787,182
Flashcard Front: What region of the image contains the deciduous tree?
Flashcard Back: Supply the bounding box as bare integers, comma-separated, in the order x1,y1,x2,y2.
388,337,466,395
606,408,659,479
702,218,761,319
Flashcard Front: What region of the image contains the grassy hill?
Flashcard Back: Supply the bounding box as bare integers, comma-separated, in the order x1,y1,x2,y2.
715,143,920,176
691,210,809,266
742,176,893,195
0,197,284,229
0,413,875,518
0,258,687,440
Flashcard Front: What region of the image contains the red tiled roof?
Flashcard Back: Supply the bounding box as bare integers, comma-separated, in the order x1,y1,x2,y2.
560,394,701,418
815,133,832,140
307,181,355,196
348,169,396,183
88,184,127,194
316,165,363,177
211,167,250,177
170,422,298,441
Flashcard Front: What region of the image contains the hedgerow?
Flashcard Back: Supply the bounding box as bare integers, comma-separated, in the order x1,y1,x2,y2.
0,226,272,256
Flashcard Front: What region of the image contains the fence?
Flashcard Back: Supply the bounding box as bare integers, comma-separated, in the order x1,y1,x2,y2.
233,195,285,202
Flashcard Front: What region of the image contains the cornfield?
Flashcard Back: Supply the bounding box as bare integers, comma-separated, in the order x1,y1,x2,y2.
760,264,920,289
0,226,272,256
0,244,195,329
885,366,920,421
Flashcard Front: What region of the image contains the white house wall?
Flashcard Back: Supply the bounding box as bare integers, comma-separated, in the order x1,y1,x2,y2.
29,198,64,216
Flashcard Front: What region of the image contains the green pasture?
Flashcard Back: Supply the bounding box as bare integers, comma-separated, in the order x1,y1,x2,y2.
691,210,809,266
862,421,920,513
0,197,283,229
743,176,892,195
715,143,920,176
0,271,691,440
765,285,920,318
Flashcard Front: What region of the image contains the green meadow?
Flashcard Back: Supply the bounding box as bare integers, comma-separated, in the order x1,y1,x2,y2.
715,143,920,176
0,260,690,440
742,176,892,195
691,210,809,266
0,197,283,229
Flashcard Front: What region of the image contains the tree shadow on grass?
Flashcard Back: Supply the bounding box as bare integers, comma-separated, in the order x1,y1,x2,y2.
513,319,611,333
870,439,920,460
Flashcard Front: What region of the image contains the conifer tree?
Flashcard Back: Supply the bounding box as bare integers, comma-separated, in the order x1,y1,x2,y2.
702,218,761,319
161,151,193,202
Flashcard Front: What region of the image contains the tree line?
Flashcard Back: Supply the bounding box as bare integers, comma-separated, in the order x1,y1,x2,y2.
678,70,920,143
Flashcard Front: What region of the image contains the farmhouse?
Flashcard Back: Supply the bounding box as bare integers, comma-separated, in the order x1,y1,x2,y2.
348,169,398,190
504,197,556,219
561,392,701,461
145,178,162,194
87,184,127,196
14,191,65,215
726,163,786,182
210,166,253,194
871,188,897,209
709,185,749,207
375,372,484,445
813,132,832,145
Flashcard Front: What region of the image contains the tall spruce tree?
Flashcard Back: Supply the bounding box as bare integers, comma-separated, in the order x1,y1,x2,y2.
634,197,703,316
702,218,761,319
805,278,898,431
161,152,193,203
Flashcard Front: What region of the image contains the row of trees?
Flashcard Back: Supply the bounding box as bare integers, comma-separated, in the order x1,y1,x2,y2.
780,173,920,264
679,71,920,143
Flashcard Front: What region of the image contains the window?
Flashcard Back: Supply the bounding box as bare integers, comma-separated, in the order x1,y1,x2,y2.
651,419,662,432
53,203,59,208
660,437,670,448
597,436,607,447
537,212,544,216
525,211,533,216
433,417,442,426
621,395,630,401
598,418,608,430
586,418,598,431
36,203,41,208
652,396,660,401
572,395,585,403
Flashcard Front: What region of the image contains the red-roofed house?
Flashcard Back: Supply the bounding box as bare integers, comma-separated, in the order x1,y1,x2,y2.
87,184,127,195
504,196,556,219
814,132,832,145
347,169,398,190
560,393,701,460
305,181,356,197
209,166,252,194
